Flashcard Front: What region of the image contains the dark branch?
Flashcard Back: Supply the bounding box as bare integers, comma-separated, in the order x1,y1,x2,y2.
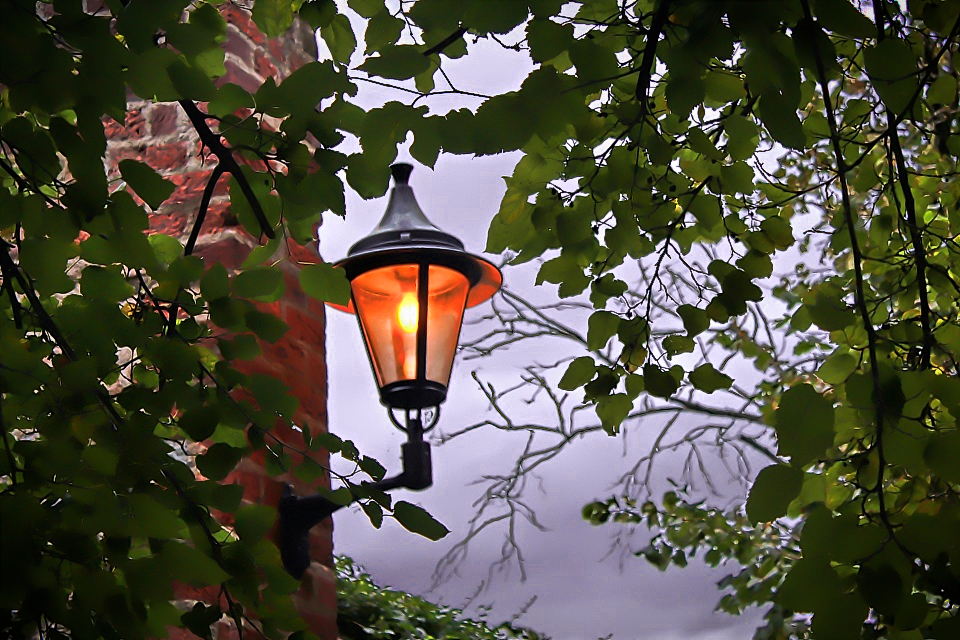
634,0,672,108
422,26,468,57
178,99,276,240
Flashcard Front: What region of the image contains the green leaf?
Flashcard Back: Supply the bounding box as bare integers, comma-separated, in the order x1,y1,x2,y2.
234,504,276,543
320,14,357,65
643,364,679,399
775,384,835,467
393,501,449,540
218,335,261,361
149,234,183,266
233,267,285,302
207,83,255,118
586,311,620,351
928,73,958,106
704,70,746,104
597,393,632,434
118,160,175,210
361,501,384,528
178,405,219,441
364,11,404,53
181,602,222,640
777,556,844,612
245,308,289,343
127,48,182,101
810,0,875,38
689,364,733,393
757,93,806,150
162,541,230,586
358,455,386,482
127,495,186,538
925,430,960,483
201,263,231,301
746,464,804,523
196,443,245,481
80,266,134,303
662,335,695,357
347,0,384,18
299,263,351,306
724,115,759,161
677,305,710,337
252,0,294,38
817,351,858,385
864,39,920,116
559,356,596,391
666,74,705,119
527,18,573,63
804,284,856,331
358,46,431,80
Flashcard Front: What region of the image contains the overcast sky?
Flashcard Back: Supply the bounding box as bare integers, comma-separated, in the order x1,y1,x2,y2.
314,22,767,640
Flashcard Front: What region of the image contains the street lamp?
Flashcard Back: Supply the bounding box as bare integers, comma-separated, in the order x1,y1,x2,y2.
278,163,503,578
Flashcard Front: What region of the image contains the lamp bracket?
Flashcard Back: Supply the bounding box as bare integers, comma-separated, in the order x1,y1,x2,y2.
278,420,433,578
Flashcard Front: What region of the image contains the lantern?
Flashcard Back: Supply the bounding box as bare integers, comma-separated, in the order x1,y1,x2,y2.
279,163,502,579
328,163,502,411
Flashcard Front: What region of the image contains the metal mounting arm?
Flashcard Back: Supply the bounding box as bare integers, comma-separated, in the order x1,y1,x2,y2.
278,416,433,578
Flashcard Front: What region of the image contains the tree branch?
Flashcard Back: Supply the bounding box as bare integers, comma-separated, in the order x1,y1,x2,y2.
422,26,467,56
634,0,672,108
178,100,276,240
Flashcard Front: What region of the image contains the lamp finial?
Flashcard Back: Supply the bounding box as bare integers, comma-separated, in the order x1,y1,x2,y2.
391,163,413,185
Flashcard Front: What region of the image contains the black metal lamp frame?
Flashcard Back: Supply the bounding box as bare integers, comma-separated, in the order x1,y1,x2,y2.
278,409,437,579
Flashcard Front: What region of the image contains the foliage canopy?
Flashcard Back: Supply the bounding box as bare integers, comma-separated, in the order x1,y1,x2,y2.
1,0,960,639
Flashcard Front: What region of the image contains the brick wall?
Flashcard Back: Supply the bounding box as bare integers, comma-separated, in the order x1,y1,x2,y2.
104,7,337,640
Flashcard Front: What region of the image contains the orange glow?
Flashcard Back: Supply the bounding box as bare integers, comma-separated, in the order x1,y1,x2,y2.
397,293,419,334
349,263,470,389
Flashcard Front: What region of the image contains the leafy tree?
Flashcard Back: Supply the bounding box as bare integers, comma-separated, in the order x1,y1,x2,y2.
335,555,545,640
4,0,960,639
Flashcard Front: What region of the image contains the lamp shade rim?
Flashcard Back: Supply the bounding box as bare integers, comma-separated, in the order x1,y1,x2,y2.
325,248,502,313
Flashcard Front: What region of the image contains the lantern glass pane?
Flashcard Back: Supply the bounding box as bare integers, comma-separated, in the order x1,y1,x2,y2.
350,264,471,392
425,264,469,385
351,264,419,388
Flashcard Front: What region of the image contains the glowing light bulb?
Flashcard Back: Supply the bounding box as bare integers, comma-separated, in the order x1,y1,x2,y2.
397,293,419,334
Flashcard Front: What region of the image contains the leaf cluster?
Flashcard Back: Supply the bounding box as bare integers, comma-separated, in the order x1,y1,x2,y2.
335,556,546,640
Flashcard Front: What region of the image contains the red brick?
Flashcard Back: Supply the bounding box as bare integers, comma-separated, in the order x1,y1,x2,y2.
254,52,279,81
285,51,315,75
223,468,264,503
148,212,188,237
111,142,189,174
221,5,267,46
267,40,284,62
166,168,229,209
296,564,338,610
224,59,264,93
103,108,146,140
223,27,256,68
203,201,238,232
309,525,334,566
149,103,181,137
281,306,326,345
287,237,322,265
194,234,254,270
